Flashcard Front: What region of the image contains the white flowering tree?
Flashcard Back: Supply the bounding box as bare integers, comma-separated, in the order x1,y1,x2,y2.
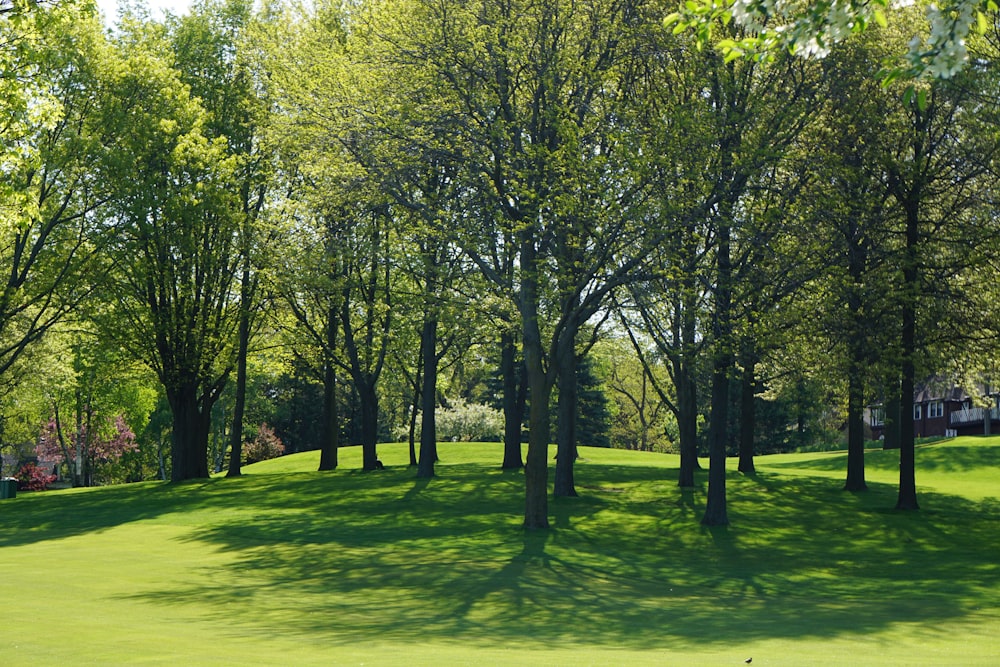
667,0,995,79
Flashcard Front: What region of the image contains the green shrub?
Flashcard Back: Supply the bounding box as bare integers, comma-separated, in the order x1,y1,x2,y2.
435,400,503,442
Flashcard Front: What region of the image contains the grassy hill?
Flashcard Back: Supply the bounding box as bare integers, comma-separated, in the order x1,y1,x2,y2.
1,438,998,665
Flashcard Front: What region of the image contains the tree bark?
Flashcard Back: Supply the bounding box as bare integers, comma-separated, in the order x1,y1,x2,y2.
522,248,550,529
417,315,438,478
358,381,380,471
883,388,901,450
676,287,700,487
554,346,578,497
896,204,919,510
500,330,524,469
702,223,731,527
844,366,868,491
737,339,756,474
168,385,211,481
318,306,339,471
226,267,252,478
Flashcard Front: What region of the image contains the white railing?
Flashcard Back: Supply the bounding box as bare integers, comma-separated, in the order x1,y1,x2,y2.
950,407,1000,425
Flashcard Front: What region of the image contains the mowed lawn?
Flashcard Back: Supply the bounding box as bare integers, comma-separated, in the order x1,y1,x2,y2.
1,437,998,666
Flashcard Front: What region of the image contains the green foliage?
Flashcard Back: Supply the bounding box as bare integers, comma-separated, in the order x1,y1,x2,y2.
433,399,503,443
574,355,611,449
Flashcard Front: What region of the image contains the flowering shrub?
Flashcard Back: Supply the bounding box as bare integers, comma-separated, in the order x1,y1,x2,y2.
16,463,58,492
35,412,140,486
435,400,503,442
243,423,285,464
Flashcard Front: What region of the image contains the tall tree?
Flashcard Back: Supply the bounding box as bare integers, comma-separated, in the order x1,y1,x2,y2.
101,22,241,481
166,0,274,478
384,0,658,527
0,2,110,395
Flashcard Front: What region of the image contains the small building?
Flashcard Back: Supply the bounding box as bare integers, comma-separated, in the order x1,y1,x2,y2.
868,381,1000,440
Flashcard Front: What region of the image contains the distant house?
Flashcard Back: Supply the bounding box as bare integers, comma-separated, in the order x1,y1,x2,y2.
868,381,1000,440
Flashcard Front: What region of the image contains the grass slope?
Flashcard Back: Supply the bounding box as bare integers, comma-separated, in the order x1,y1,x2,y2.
1,438,998,666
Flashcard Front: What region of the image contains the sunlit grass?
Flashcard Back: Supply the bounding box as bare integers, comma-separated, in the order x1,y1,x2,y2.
1,439,998,665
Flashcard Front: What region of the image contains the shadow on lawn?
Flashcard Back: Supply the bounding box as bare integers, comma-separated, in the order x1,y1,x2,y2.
0,479,222,548
120,459,1000,652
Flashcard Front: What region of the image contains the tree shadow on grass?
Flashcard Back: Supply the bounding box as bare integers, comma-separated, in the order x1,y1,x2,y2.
116,461,1000,653
0,480,218,548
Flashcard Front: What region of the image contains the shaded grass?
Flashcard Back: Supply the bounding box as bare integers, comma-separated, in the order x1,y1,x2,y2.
1,440,999,665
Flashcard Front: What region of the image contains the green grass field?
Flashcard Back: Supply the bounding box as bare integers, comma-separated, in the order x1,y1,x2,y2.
1,437,998,665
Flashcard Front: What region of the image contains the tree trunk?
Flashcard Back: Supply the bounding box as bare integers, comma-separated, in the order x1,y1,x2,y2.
737,340,756,474
554,346,578,497
676,289,700,487
845,223,868,491
523,359,551,529
896,205,919,510
844,365,868,491
226,270,252,478
168,385,211,481
417,316,438,478
358,381,380,471
702,224,731,527
500,330,524,469
522,254,550,529
319,308,339,471
883,388,901,450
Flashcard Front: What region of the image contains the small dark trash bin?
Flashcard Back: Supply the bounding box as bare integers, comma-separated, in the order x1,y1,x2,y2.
0,478,16,500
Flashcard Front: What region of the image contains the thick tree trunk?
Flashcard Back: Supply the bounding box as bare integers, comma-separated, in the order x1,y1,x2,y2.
523,360,551,529
702,224,731,527
417,316,438,478
358,381,380,471
522,258,550,529
737,341,756,474
703,357,731,525
500,331,524,470
845,367,868,491
318,358,339,471
554,347,578,497
883,388,901,450
169,385,211,481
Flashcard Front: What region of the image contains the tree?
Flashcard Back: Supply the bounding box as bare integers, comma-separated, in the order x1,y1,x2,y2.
385,0,660,527
100,21,242,481
0,2,111,398
800,32,901,492
165,0,275,478
667,0,992,80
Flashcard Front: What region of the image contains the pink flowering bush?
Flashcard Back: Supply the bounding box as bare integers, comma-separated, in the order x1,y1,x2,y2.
35,412,140,485
16,463,58,491
243,423,285,465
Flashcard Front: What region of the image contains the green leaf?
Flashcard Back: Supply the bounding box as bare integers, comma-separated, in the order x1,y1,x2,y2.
723,48,744,63
977,11,990,35
873,9,887,28
664,12,681,27
902,85,914,106
917,88,927,111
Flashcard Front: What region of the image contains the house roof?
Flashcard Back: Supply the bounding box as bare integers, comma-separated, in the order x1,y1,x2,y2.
913,381,969,403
